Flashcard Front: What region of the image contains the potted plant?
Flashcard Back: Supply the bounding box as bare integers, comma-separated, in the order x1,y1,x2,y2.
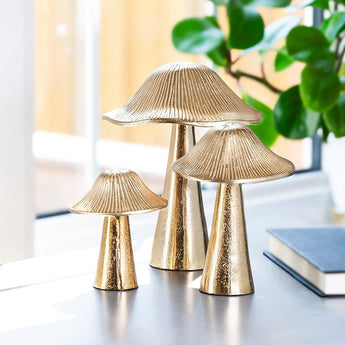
171,0,345,219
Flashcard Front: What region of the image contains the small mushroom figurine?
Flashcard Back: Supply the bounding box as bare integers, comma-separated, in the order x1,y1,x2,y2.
172,125,295,296
69,169,168,290
103,62,262,271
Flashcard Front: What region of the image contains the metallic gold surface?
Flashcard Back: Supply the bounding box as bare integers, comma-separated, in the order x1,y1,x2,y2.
172,125,295,185
101,63,263,272
94,216,138,290
150,124,209,271
201,184,254,296
172,124,295,295
103,62,262,126
69,170,168,290
69,169,168,216
331,209,345,224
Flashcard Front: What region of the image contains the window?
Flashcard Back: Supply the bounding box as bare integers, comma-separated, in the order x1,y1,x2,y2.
34,0,320,216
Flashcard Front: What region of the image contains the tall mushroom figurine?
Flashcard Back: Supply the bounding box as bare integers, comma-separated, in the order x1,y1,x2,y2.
172,125,295,295
103,62,262,271
69,169,167,290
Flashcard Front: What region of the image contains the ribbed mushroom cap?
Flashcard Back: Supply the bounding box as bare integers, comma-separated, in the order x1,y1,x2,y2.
172,125,295,184
69,169,168,216
103,62,262,126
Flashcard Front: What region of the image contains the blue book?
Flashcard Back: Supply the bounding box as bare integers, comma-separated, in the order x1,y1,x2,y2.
264,228,345,296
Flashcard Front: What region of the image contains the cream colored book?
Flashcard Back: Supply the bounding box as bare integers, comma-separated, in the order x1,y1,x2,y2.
265,228,345,296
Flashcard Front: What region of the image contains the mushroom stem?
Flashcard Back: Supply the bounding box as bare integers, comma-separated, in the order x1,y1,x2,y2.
94,215,138,290
200,183,254,296
150,124,208,270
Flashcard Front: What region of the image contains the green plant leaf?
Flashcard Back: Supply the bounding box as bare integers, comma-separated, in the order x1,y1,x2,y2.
286,26,335,70
300,65,341,112
324,93,345,138
275,48,295,71
335,0,345,6
339,62,345,76
210,0,228,5
243,93,278,147
242,16,301,56
339,76,345,91
310,0,329,9
321,117,330,142
172,17,224,54
274,85,321,139
313,0,329,8
241,0,291,7
339,63,345,90
321,12,345,43
286,0,329,12
227,0,264,49
207,41,228,67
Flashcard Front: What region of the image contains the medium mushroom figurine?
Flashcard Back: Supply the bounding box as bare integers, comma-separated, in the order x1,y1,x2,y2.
172,125,295,296
69,169,167,290
103,62,262,271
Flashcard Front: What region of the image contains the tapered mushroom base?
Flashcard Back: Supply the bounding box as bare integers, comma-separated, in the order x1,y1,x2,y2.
94,216,138,290
200,183,254,296
150,124,209,271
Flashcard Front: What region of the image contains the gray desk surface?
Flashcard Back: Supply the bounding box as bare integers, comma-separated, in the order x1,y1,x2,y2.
1,183,345,345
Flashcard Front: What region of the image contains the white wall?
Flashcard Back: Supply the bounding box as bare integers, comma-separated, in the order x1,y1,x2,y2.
323,136,345,214
0,0,34,262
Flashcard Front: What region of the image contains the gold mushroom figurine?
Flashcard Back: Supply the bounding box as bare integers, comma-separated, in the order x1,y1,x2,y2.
103,62,262,271
69,169,168,290
172,125,295,296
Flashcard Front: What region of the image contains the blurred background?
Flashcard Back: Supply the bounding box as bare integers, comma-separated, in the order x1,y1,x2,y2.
34,0,315,215
0,0,325,263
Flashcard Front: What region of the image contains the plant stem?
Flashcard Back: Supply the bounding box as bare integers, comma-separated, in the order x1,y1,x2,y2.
335,37,341,58
231,70,282,93
260,61,267,82
225,50,282,94
336,42,345,72
334,2,339,13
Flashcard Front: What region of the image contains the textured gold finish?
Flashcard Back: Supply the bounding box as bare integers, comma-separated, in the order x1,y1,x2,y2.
172,125,295,184
69,170,167,290
69,169,168,216
331,209,345,225
150,124,208,270
172,124,295,295
94,216,137,290
102,63,262,271
201,184,254,296
103,62,262,126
